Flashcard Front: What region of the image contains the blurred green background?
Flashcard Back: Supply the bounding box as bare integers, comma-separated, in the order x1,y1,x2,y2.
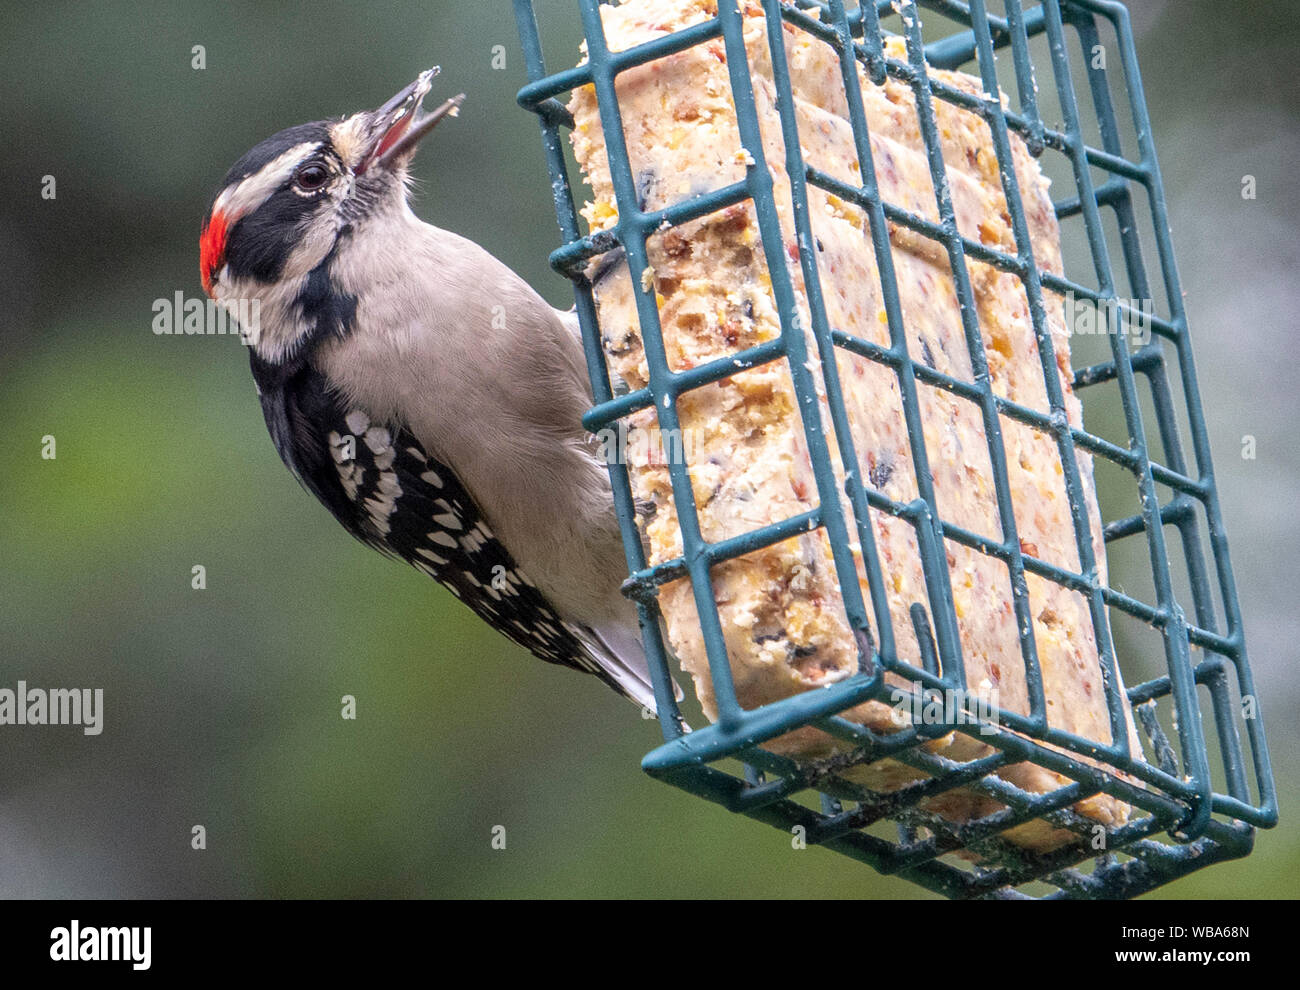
0,0,1295,898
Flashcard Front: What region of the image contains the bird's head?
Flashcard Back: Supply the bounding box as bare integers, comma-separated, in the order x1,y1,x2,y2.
200,69,463,362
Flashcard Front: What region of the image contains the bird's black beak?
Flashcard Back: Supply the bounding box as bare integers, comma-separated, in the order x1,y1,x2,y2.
357,67,465,174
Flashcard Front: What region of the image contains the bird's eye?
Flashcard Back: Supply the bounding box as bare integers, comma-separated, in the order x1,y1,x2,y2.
294,163,330,192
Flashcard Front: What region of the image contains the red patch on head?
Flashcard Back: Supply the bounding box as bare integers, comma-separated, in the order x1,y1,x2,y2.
199,208,229,297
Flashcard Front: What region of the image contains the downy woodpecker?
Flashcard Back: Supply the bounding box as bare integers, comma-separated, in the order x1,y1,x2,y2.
201,70,665,711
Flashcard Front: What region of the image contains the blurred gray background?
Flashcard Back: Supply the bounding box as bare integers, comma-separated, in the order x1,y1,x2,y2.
0,0,1295,897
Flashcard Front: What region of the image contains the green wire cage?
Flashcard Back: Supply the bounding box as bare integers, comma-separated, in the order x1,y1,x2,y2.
513,0,1277,898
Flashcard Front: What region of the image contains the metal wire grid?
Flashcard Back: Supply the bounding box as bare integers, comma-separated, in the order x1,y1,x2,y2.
514,0,1277,897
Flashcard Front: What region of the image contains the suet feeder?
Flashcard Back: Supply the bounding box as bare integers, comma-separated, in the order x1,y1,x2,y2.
514,0,1277,898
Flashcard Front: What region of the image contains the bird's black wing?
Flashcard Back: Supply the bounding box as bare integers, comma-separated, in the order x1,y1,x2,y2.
249,352,644,699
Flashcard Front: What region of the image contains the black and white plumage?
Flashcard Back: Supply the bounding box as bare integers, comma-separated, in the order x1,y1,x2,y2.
202,69,672,711
251,352,630,692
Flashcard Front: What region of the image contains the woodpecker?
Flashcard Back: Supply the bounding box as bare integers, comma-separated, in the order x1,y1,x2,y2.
201,69,666,711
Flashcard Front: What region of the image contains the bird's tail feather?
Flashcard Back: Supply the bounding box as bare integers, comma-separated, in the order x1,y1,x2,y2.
569,622,682,716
